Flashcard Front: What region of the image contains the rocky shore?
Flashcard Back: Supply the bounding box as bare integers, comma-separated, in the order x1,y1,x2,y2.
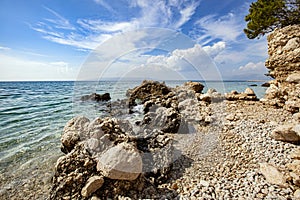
47,25,300,200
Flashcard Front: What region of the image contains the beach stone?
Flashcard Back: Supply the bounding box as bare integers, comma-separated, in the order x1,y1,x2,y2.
184,81,204,93
259,163,287,187
270,124,300,143
244,88,255,96
96,143,142,180
81,176,104,197
61,116,90,153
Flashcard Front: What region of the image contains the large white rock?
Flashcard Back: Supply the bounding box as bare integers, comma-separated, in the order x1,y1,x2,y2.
244,88,255,96
81,176,104,197
270,124,300,143
259,163,287,187
96,143,142,180
286,72,300,83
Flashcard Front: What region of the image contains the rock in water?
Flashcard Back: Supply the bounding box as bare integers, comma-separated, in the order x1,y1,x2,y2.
259,163,287,187
81,93,111,101
270,124,300,143
81,176,104,197
96,143,142,180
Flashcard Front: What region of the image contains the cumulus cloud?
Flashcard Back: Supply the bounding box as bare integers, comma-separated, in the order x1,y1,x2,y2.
202,41,226,58
239,61,266,72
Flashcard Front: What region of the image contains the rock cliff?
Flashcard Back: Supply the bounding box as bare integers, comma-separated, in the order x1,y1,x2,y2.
263,25,300,113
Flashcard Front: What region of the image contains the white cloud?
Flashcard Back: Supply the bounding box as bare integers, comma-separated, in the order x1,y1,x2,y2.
43,6,75,30
0,53,77,81
174,3,198,29
77,19,138,33
0,46,10,51
202,41,226,58
195,13,243,43
32,1,200,50
239,61,266,72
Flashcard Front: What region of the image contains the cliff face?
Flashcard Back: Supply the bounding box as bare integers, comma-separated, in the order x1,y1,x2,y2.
265,25,300,81
264,25,300,113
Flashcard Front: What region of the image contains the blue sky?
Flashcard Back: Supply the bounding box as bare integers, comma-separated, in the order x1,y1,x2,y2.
0,0,270,81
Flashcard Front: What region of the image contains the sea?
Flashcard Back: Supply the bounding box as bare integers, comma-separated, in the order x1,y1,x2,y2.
0,80,267,198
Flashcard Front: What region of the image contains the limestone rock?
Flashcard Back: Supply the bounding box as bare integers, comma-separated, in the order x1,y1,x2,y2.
96,143,142,180
81,93,111,101
128,80,171,107
259,163,287,187
225,89,258,101
293,113,300,123
244,88,255,96
286,72,300,83
270,124,300,143
294,189,300,199
81,176,104,197
61,116,90,153
184,81,204,93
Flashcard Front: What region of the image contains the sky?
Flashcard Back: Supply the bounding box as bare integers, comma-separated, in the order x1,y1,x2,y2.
0,0,270,81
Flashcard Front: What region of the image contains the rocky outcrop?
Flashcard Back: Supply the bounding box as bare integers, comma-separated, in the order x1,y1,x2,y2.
127,80,171,107
263,25,300,113
183,81,204,93
51,81,208,199
81,93,111,101
265,25,300,81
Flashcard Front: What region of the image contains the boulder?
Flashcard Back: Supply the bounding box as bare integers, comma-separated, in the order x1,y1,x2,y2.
81,93,111,101
61,116,90,153
128,80,171,106
259,163,287,187
270,124,300,143
184,81,204,93
96,143,142,180
244,88,255,96
81,176,104,197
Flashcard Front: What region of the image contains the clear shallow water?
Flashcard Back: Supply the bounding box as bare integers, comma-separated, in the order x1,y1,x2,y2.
0,80,267,197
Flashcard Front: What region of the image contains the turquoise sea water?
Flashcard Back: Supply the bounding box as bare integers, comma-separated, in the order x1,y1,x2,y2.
0,80,267,197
